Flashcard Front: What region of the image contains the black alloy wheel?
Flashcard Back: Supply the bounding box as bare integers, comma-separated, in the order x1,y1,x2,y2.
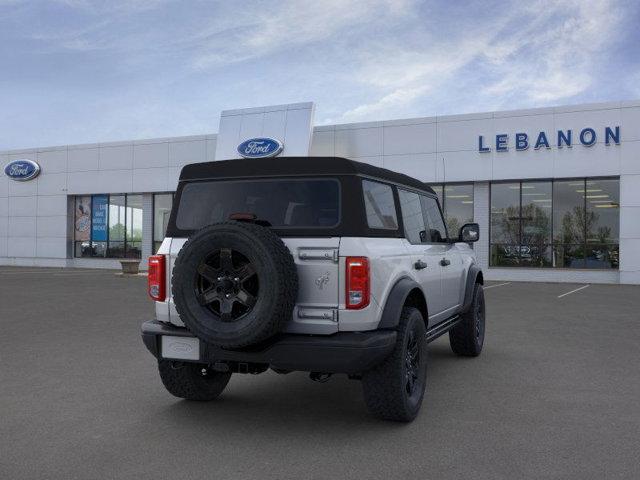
195,248,259,322
405,328,421,397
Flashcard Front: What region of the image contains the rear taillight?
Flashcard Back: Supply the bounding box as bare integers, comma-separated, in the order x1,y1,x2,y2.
345,257,370,309
148,255,166,301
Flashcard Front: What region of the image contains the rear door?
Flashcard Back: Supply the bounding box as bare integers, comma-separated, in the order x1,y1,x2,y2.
397,189,445,323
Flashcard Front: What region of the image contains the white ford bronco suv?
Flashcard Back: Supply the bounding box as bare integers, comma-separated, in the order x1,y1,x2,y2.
142,157,485,422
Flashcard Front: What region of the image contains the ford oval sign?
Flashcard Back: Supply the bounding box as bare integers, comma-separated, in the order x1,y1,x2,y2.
237,137,283,159
4,159,41,181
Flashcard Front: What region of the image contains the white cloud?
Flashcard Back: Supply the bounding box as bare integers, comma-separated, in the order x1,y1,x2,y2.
190,0,414,69
335,0,625,122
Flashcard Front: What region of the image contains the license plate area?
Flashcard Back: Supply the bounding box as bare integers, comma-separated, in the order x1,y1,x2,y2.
161,335,200,361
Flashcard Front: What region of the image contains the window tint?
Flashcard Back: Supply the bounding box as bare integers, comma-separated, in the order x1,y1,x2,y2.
398,189,426,243
362,180,398,230
176,179,340,231
420,195,447,242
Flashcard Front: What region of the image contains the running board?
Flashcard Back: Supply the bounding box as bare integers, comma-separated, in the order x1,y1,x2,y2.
425,315,461,343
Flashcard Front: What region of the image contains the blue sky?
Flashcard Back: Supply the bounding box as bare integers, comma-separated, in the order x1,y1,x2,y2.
1,0,639,150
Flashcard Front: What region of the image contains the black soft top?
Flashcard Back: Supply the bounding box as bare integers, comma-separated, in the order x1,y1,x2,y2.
179,156,434,195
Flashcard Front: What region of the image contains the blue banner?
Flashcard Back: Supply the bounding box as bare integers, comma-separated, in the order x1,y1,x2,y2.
91,195,108,242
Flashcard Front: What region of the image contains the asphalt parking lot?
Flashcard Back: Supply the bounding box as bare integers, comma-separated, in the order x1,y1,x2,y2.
1,268,639,479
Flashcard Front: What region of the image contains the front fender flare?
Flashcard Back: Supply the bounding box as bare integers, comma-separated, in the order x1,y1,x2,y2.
377,277,425,330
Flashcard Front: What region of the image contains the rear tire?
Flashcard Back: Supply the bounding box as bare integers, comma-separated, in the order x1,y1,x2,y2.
362,307,427,422
449,283,485,356
158,360,231,401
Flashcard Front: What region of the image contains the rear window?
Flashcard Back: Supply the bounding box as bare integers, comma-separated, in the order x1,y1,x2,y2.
175,178,340,231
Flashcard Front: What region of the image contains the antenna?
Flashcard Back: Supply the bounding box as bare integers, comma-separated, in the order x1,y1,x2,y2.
442,157,446,184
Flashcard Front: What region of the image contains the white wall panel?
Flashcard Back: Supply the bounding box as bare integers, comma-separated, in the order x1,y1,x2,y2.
215,114,243,160
620,140,640,175
8,216,36,237
309,130,335,157
7,237,36,257
282,105,315,156
620,107,640,142
620,174,640,206
69,170,134,194
383,154,437,182
440,151,492,182
0,174,7,197
8,196,37,217
37,215,67,237
68,147,99,171
99,144,133,170
133,142,169,169
335,127,382,158
37,149,67,173
262,110,287,142
169,140,207,167
492,146,554,181
133,168,169,192
37,172,67,195
383,123,436,155
37,195,68,217
206,138,217,163
438,118,494,152
36,237,67,258
8,178,37,196
553,142,621,178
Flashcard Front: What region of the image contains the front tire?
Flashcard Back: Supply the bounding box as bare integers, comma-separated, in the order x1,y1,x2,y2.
449,283,485,356
362,307,427,422
158,360,231,401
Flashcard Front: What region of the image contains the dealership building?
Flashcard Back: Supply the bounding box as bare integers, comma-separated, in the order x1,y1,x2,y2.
1,100,639,284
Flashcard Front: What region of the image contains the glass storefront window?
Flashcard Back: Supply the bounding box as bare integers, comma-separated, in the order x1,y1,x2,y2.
126,195,143,258
74,196,92,257
520,181,552,267
73,193,144,259
444,184,474,236
491,178,619,269
490,182,520,266
428,183,474,238
153,193,173,253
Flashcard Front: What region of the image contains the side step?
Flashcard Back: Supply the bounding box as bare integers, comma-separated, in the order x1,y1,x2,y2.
425,315,461,343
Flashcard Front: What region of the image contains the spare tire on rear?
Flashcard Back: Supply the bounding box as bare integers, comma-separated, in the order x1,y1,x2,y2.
172,221,298,349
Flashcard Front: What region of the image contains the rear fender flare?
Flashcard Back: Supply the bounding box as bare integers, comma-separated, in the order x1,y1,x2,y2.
377,277,427,330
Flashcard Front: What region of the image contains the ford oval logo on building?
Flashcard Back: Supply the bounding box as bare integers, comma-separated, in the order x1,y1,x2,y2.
4,159,41,181
237,137,283,158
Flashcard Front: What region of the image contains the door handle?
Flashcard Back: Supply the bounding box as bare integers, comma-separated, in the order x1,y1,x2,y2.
414,260,428,270
440,258,451,267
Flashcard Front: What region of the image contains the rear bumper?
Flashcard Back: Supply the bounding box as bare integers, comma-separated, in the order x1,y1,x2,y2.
141,320,396,374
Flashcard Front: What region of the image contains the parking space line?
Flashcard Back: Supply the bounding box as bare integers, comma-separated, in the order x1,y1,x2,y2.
557,284,590,298
484,282,511,290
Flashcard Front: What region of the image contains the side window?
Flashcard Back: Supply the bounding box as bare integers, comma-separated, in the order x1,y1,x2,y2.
398,189,427,243
362,180,398,230
421,195,448,242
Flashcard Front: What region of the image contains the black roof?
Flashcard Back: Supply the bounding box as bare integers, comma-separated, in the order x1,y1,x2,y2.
179,157,435,194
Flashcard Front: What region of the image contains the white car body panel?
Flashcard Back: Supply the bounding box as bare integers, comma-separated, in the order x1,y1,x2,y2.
153,234,476,334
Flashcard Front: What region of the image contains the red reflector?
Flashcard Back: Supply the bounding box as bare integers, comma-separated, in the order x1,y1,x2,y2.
148,255,166,301
345,257,370,309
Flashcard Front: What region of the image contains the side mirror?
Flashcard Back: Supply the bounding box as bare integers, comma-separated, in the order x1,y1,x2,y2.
459,223,480,243
419,230,427,243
